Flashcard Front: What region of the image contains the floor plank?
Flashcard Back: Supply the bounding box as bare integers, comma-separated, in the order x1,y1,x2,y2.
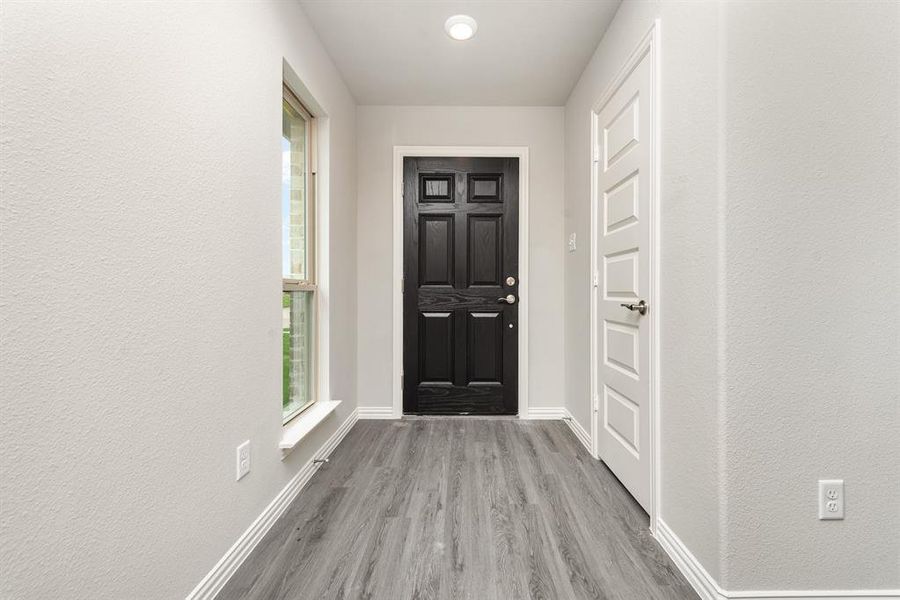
216,419,698,600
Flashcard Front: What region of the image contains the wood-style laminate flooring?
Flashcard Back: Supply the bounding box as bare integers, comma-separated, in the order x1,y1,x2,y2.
217,419,697,600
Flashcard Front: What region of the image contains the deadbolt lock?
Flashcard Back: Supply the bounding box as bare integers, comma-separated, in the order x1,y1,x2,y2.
505,276,516,286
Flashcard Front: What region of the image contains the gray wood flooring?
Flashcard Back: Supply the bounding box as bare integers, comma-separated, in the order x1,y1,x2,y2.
217,419,697,600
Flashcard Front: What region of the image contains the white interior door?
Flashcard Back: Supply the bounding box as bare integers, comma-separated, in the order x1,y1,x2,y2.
592,46,654,511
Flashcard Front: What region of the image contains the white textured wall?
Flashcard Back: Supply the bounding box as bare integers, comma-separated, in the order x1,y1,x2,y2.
0,2,357,599
356,106,565,410
565,0,899,591
720,1,899,590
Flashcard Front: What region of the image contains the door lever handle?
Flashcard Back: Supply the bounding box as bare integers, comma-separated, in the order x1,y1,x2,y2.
619,300,648,315
497,295,517,305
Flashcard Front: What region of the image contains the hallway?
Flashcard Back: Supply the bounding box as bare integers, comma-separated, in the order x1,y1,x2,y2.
218,420,696,600
3,2,898,598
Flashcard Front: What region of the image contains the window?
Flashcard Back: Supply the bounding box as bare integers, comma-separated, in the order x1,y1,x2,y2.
282,84,316,423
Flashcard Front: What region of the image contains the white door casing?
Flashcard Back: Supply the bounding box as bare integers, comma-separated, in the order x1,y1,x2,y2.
590,24,659,514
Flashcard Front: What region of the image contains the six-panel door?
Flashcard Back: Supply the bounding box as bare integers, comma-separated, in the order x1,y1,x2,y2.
403,157,519,415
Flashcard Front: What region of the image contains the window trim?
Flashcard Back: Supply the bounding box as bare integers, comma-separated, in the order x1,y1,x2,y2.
282,83,318,425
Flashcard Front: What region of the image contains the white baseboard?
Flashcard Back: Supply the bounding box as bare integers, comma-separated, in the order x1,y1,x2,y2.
655,519,723,600
727,593,900,599
357,406,396,419
185,408,359,600
562,408,592,454
654,519,899,600
526,406,566,419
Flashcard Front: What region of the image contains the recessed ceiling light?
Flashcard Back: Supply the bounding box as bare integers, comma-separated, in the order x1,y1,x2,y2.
444,15,477,41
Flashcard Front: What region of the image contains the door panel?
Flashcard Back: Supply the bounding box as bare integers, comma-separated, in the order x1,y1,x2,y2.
404,157,519,415
594,47,653,511
603,320,640,379
418,312,454,383
419,215,455,286
604,250,640,299
467,312,504,383
419,173,454,202
604,96,640,168
467,173,503,202
467,215,503,286
604,172,639,233
603,384,640,456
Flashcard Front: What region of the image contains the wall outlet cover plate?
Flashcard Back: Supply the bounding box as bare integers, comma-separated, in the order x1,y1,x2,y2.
818,479,844,520
236,440,251,481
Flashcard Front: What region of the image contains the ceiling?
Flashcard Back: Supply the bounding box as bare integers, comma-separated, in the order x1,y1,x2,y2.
298,0,622,106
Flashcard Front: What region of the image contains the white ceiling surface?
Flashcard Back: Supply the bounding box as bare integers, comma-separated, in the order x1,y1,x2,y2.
298,0,622,106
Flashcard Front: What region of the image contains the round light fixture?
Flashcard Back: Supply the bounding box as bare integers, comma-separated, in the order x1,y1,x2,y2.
444,15,477,41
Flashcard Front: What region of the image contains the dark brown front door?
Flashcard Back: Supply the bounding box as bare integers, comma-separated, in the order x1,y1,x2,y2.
403,156,519,415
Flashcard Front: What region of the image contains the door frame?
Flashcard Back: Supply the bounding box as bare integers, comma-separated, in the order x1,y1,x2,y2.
589,21,661,531
392,146,530,419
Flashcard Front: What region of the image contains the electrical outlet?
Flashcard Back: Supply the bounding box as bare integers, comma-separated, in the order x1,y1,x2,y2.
568,233,577,253
236,440,251,481
818,479,843,520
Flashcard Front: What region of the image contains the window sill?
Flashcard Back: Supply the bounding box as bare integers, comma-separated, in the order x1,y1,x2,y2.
279,400,341,455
